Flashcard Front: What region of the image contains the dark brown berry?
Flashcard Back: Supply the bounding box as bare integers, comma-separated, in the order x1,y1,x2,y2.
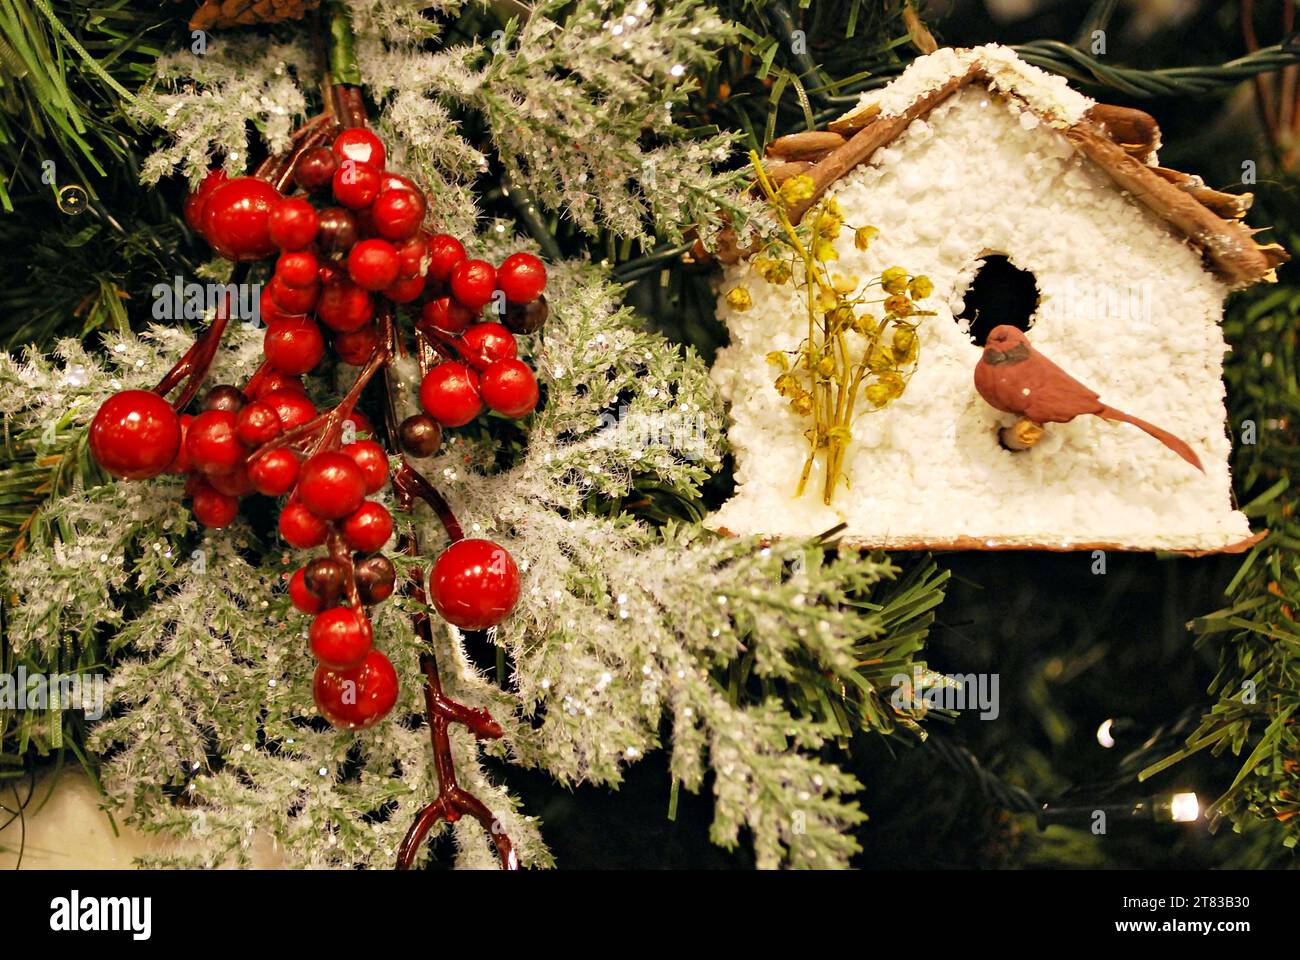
294,146,337,192
304,557,347,605
202,384,247,414
316,206,358,257
398,414,442,457
503,294,548,335
355,554,397,606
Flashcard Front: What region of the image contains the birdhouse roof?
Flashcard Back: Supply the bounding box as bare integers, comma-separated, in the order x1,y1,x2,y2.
759,44,1287,289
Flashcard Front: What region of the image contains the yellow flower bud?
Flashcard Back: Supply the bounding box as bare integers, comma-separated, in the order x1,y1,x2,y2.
876,371,905,397
774,373,799,396
816,355,836,377
865,343,894,372
864,382,893,407
757,258,792,285
766,350,790,371
908,275,934,300
884,294,913,317
880,267,909,295
790,393,814,416
813,238,839,263
725,286,753,311
892,327,918,363
854,226,879,251
777,174,816,205
827,305,855,333
831,273,859,295
851,312,878,336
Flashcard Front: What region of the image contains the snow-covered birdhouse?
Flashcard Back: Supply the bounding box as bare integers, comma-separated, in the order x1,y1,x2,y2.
710,45,1287,553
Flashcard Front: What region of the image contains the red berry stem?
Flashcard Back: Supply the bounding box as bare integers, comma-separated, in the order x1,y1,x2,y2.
325,527,364,611
392,459,463,542
241,358,272,398
245,313,389,467
254,112,338,189
152,267,247,409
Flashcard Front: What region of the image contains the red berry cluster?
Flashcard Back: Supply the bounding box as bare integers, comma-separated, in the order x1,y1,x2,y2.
89,124,543,732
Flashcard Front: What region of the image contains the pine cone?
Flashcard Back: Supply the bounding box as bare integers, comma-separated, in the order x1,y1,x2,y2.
189,0,321,30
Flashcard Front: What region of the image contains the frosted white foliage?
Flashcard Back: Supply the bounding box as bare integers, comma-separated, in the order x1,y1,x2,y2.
136,38,315,187
713,84,1248,550
3,259,899,868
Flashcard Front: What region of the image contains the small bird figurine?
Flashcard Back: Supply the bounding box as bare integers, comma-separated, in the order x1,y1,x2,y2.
973,325,1203,471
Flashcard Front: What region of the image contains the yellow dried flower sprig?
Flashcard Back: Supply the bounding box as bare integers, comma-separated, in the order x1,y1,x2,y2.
745,151,934,505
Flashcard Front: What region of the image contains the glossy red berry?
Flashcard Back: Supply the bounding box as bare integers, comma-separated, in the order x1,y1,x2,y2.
276,250,320,288
347,238,400,291
335,324,380,366
332,159,381,209
426,233,466,281
288,567,322,614
186,409,243,475
309,607,373,669
250,371,303,400
264,317,325,375
234,401,282,447
449,259,497,310
343,439,389,493
267,197,319,251
343,409,375,438
259,390,316,431
259,285,302,327
316,206,358,256
480,359,539,419
89,390,182,480
379,171,418,194
191,480,239,528
342,501,393,552
419,362,482,428
371,189,425,241
202,176,281,261
249,448,300,496
184,169,228,235
268,276,319,315
332,128,387,170
383,274,426,304
430,538,521,630
313,650,398,729
279,500,328,548
419,295,474,335
394,235,429,279
497,252,547,304
294,146,337,192
208,463,255,497
297,451,366,520
317,280,374,333
459,322,518,371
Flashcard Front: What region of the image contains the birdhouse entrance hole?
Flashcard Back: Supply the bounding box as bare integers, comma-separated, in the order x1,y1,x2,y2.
958,255,1040,346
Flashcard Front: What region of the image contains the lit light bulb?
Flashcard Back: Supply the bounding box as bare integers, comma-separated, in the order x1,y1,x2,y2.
1096,718,1115,748
1170,792,1200,823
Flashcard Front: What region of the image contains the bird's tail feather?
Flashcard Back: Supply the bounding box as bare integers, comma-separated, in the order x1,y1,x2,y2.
1099,406,1204,472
